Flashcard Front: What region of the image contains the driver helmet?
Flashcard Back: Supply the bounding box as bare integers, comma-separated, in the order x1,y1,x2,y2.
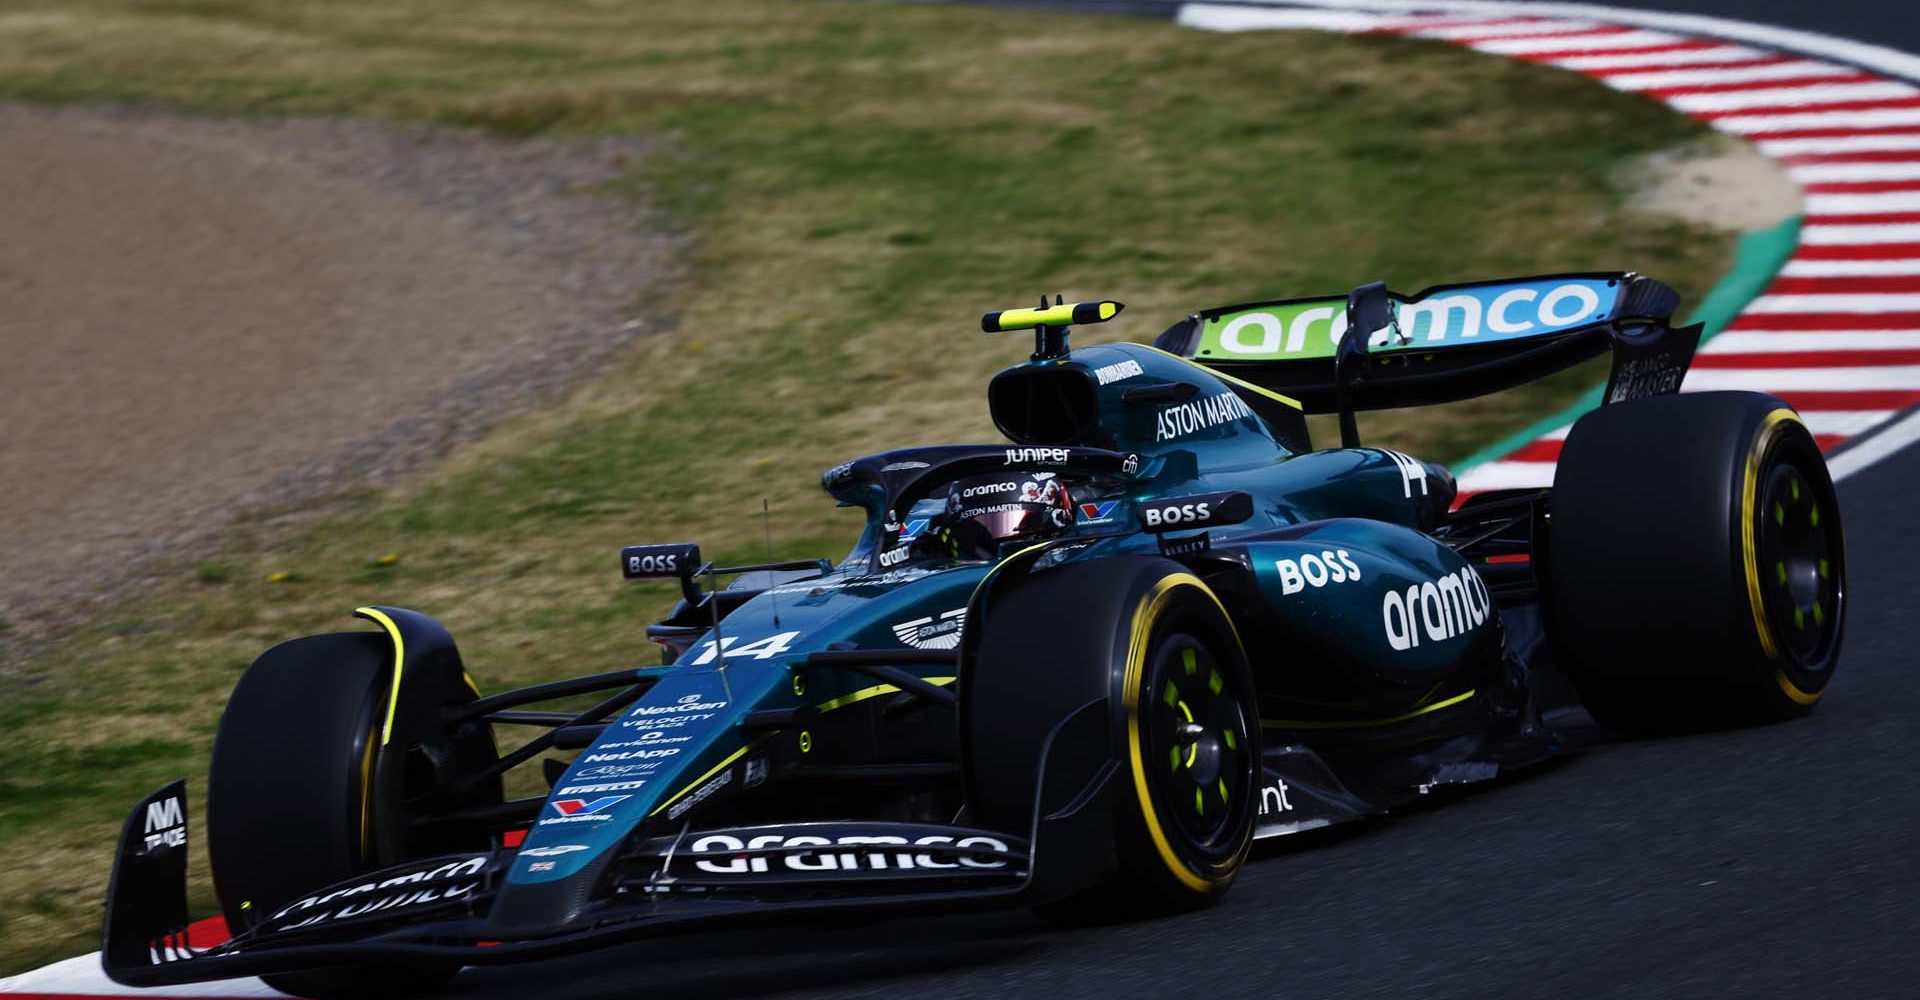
932,472,1074,560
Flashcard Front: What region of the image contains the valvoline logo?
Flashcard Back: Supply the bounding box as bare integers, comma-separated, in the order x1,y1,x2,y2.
897,518,930,543
549,796,628,818
1078,500,1121,524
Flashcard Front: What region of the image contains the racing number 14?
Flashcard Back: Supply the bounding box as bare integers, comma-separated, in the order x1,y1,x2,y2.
691,631,801,665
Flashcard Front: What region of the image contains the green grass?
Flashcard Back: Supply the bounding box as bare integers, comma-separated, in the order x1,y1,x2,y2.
0,0,1739,972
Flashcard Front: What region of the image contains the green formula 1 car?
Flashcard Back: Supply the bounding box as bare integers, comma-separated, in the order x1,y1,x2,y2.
104,274,1845,997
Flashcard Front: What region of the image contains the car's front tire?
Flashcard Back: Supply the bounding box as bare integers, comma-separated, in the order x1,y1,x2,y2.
1548,391,1845,733
207,628,497,998
964,556,1259,919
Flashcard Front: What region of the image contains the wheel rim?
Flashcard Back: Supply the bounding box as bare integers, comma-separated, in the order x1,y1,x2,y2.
1142,633,1252,850
1756,456,1840,668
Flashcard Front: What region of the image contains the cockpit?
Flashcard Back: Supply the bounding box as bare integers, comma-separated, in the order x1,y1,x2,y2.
822,444,1141,572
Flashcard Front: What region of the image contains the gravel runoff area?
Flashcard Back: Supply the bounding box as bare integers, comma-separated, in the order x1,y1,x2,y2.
0,104,678,633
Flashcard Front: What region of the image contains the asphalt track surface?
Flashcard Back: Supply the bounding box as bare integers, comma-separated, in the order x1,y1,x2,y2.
436,3,1920,998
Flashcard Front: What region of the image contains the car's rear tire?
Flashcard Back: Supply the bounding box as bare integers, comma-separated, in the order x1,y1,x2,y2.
965,557,1260,920
1548,391,1844,733
208,630,498,999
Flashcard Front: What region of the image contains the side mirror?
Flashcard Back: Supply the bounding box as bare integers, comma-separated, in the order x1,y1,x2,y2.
1334,282,1401,449
621,542,704,603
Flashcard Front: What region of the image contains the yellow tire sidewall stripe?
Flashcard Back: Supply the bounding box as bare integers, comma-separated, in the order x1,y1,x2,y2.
1738,410,1825,706
1777,668,1824,706
358,719,378,861
1122,573,1249,895
355,606,409,745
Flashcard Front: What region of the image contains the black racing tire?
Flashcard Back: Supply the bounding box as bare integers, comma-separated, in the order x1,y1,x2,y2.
1548,391,1844,733
208,631,495,999
965,557,1260,920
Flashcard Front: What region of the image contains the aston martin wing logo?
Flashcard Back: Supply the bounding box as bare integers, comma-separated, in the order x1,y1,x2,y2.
891,608,967,650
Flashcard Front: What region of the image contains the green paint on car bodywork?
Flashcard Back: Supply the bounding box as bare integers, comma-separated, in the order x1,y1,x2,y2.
510,341,1495,896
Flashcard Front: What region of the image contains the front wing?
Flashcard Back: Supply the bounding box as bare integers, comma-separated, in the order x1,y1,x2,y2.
102,702,1117,988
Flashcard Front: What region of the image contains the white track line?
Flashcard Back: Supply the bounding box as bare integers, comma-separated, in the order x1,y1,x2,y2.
1713,107,1920,135
1782,258,1920,277
1709,331,1920,351
1800,410,1901,435
1414,19,1604,40
1175,5,1392,30
1829,408,1920,479
1792,162,1920,182
1761,133,1920,157
1801,222,1920,245
1467,28,1685,54
1175,5,1390,29
1668,81,1918,113
1804,191,1920,215
0,953,284,997
1684,365,1920,390
1395,15,1552,32
1548,45,1768,70
1599,60,1854,90
1747,293,1920,313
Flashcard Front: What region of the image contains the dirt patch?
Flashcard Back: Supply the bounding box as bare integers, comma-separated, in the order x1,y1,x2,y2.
1621,134,1803,232
0,105,677,632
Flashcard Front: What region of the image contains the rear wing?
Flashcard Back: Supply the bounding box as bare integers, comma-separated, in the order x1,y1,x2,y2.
1153,272,1699,414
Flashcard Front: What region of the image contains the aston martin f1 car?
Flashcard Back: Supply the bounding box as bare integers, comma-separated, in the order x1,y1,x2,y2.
104,274,1846,996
